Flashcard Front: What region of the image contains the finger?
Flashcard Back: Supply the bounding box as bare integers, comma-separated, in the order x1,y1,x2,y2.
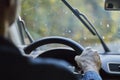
81,48,93,56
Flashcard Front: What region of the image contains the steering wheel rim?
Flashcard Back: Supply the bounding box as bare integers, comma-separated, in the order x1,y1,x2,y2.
24,36,84,55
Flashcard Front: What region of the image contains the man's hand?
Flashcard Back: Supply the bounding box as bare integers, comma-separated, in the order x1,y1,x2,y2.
75,47,101,73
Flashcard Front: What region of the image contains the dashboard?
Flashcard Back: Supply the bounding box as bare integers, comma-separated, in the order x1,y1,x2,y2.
100,54,120,80
31,48,120,80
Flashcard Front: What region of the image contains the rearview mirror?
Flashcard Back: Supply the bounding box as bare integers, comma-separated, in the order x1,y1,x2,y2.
105,0,120,10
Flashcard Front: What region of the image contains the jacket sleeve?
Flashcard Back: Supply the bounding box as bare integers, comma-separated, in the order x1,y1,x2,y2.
82,71,102,80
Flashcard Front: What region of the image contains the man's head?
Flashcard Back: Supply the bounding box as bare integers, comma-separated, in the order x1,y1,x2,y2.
0,0,20,36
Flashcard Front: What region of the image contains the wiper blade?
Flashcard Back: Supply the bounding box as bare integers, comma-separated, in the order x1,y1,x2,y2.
61,0,96,35
61,0,110,52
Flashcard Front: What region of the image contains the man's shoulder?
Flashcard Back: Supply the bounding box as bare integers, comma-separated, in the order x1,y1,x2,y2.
0,36,20,52
0,36,28,63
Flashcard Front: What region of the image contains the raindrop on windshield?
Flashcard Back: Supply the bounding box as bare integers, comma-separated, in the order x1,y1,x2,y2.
65,11,68,14
102,36,105,39
65,30,72,34
84,37,87,40
68,30,72,33
107,24,110,28
100,22,103,25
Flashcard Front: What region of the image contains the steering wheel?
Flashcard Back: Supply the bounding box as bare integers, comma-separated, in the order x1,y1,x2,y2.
24,36,84,68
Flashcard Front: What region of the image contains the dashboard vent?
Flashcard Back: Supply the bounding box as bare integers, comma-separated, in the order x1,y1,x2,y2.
108,63,120,73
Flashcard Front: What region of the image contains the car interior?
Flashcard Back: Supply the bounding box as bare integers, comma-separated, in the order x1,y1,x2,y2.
2,0,120,80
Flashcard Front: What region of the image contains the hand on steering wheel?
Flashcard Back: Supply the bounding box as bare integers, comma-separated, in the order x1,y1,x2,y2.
75,47,101,73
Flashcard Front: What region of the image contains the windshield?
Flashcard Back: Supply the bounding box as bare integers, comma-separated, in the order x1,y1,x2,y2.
21,0,120,53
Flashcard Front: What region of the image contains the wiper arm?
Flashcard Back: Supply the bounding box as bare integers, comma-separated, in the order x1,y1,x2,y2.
61,0,110,52
75,9,111,52
18,16,34,43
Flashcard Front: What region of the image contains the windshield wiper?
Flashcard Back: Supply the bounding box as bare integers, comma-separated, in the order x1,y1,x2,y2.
61,0,110,52
18,16,34,43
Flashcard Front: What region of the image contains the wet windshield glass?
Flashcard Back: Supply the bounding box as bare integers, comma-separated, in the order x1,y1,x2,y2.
21,0,120,53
